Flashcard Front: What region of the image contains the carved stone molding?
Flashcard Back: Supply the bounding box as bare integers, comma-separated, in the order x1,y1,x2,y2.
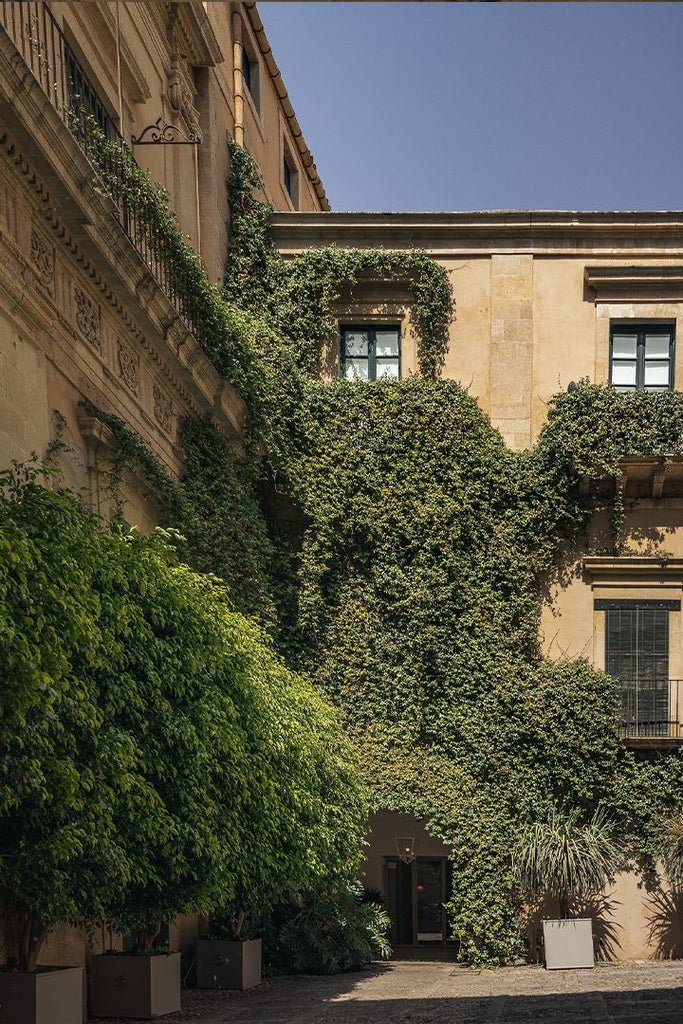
117,340,140,394
74,286,101,348
30,228,55,293
153,383,173,433
584,265,683,302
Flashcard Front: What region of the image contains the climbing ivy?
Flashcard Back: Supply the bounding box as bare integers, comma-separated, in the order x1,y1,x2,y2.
76,132,683,966
224,137,454,379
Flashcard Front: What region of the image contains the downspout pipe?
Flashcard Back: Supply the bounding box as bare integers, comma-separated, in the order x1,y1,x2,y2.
232,5,244,146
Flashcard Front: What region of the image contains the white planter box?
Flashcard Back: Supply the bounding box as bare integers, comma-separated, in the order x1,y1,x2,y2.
0,966,84,1024
542,918,594,970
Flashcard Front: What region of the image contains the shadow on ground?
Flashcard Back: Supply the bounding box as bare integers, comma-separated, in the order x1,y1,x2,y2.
102,968,683,1024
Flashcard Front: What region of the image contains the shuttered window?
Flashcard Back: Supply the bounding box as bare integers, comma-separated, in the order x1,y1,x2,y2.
604,604,670,735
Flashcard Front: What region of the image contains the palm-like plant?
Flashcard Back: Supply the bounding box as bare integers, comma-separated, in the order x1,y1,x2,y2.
513,807,622,919
661,811,683,889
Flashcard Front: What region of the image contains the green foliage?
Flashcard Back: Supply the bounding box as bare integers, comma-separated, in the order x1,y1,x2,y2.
0,467,366,964
224,138,454,380
659,810,683,890
513,807,623,917
72,134,683,967
271,881,391,975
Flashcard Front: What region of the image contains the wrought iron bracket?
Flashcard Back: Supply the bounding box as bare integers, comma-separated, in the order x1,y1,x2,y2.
132,117,201,146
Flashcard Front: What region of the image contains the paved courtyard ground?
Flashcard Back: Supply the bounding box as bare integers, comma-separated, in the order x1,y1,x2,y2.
94,960,683,1023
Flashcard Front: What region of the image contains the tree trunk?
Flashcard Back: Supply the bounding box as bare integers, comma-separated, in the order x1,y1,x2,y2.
18,915,47,973
135,922,161,955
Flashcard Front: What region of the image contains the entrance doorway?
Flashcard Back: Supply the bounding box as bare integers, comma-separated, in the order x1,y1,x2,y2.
383,856,453,947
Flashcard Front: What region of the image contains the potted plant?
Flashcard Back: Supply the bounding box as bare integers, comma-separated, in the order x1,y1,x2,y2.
197,904,262,991
513,806,622,969
89,919,181,1020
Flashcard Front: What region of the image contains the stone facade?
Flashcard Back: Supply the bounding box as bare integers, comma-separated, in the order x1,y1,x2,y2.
3,0,683,974
0,0,326,525
272,210,683,960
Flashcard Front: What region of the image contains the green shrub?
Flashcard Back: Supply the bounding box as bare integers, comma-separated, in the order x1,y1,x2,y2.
270,881,391,975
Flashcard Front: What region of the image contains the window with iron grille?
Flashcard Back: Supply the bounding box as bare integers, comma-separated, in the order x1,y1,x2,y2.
601,600,677,736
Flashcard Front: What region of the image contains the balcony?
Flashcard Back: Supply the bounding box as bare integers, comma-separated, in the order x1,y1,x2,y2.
619,678,683,748
0,1,204,343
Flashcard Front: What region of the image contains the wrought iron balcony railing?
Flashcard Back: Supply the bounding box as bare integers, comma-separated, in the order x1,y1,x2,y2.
618,678,683,740
0,2,202,340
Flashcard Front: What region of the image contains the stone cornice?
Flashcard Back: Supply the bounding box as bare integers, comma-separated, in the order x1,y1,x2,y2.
176,2,224,67
584,265,683,301
270,211,683,257
583,557,683,583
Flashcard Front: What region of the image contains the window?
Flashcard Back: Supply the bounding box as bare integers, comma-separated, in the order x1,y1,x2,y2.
340,326,401,381
610,323,674,391
241,41,260,112
599,598,679,737
283,144,299,209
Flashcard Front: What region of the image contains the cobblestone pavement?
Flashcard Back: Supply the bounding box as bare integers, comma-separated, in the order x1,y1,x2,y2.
95,960,683,1024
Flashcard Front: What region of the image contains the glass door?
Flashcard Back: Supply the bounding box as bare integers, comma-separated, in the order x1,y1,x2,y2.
383,856,452,946
416,859,445,942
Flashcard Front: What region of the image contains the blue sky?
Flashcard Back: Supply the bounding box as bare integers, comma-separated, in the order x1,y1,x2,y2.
258,3,683,212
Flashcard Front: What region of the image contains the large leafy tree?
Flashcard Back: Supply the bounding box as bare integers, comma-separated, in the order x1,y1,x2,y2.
0,465,366,966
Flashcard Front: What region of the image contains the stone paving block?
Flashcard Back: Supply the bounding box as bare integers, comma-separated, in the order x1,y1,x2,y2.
90,961,683,1024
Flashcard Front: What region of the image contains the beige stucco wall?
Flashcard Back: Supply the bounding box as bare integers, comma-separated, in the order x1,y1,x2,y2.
272,213,683,448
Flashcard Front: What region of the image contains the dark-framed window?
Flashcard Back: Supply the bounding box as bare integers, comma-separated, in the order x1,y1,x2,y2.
610,323,675,392
340,326,401,381
241,40,260,111
283,144,299,209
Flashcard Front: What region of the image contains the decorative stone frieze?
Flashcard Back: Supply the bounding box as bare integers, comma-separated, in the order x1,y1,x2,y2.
117,340,140,394
153,383,173,434
30,229,55,293
74,286,101,348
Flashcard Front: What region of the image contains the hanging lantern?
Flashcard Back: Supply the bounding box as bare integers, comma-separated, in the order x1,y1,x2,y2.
395,835,416,863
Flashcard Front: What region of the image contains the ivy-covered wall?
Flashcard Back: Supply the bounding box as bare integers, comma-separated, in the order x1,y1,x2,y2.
79,135,683,966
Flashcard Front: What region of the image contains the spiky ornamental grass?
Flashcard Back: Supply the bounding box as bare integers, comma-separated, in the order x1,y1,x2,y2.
513,807,623,918
661,812,683,889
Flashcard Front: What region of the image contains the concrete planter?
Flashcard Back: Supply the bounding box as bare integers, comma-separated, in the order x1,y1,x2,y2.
196,938,261,990
89,952,181,1018
0,966,84,1024
542,918,594,970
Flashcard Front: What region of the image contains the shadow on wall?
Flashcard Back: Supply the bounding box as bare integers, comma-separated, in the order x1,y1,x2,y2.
646,887,683,959
525,894,623,963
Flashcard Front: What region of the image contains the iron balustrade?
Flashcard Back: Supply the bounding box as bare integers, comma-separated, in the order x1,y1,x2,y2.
0,2,202,339
618,678,683,739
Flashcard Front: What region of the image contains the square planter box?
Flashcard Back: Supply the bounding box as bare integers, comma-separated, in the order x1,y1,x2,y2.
0,966,84,1024
542,918,594,970
90,952,180,1019
196,939,261,990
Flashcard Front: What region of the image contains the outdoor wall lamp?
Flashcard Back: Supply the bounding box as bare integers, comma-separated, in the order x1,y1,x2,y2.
395,835,417,863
